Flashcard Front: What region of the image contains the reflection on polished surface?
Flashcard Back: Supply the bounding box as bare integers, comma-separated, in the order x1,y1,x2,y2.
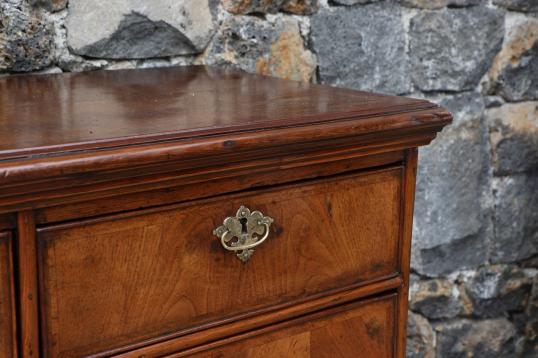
0,66,431,158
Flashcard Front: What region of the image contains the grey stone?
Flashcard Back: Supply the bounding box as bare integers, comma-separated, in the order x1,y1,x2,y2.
521,274,538,357
137,56,196,68
331,0,381,5
57,56,108,72
203,16,272,73
202,15,316,82
446,0,483,6
493,0,538,13
33,66,62,74
491,174,538,263
484,96,506,108
399,0,482,9
487,102,538,175
66,0,218,59
400,0,447,8
410,278,462,319
485,15,537,102
29,0,67,12
0,0,54,72
222,0,318,15
497,42,538,101
522,256,538,268
406,311,435,358
105,61,137,71
435,318,516,357
48,9,109,72
463,265,532,317
310,4,412,94
412,92,490,276
409,7,504,92
56,51,108,72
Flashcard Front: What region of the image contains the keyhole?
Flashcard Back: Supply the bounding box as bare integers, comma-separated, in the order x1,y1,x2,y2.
239,218,248,235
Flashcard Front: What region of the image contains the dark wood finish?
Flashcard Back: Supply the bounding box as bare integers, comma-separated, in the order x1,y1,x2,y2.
178,294,396,358
35,150,403,224
0,67,451,357
396,148,419,358
0,66,436,160
0,214,16,231
37,168,401,357
116,277,402,358
0,231,17,358
0,107,449,186
16,211,39,358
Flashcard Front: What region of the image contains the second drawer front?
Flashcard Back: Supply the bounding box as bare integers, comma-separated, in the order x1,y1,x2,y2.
183,294,396,358
37,168,402,357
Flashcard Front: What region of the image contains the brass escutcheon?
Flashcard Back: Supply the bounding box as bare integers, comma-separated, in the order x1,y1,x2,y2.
212,205,273,262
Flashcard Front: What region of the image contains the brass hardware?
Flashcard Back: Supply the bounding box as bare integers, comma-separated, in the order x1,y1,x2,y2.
213,205,273,262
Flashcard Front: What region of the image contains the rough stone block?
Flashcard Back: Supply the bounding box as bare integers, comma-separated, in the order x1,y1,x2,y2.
484,95,506,109
310,4,411,94
496,43,538,102
66,0,218,59
434,318,516,357
463,265,533,317
399,0,482,9
412,92,490,276
522,274,538,356
202,16,316,82
223,0,318,15
487,101,538,175
410,278,463,319
409,7,504,91
332,0,381,5
493,0,538,13
486,14,538,102
407,311,435,358
281,0,318,14
491,174,538,263
29,0,67,12
222,0,284,14
0,0,54,72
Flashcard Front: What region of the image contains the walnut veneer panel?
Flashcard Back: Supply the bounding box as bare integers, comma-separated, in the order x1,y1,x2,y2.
184,295,396,358
37,168,402,357
0,231,16,358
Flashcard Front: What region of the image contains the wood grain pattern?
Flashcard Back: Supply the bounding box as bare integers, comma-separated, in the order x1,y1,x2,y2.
34,150,403,224
17,211,40,358
37,168,402,357
0,67,452,357
0,107,450,189
0,231,17,358
116,277,403,358
395,148,419,358
0,66,436,160
179,294,396,358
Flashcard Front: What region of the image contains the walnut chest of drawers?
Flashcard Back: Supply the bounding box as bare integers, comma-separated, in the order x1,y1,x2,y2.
0,66,451,358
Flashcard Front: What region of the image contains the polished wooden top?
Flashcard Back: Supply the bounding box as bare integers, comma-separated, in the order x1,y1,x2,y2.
0,66,436,160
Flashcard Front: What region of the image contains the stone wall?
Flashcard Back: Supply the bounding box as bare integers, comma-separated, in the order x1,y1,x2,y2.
1,0,537,356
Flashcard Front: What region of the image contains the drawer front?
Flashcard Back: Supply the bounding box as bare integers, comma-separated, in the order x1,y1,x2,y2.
184,294,396,358
0,232,16,358
37,168,402,357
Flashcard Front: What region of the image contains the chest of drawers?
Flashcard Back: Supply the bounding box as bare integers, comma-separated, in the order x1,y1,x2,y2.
0,66,451,357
